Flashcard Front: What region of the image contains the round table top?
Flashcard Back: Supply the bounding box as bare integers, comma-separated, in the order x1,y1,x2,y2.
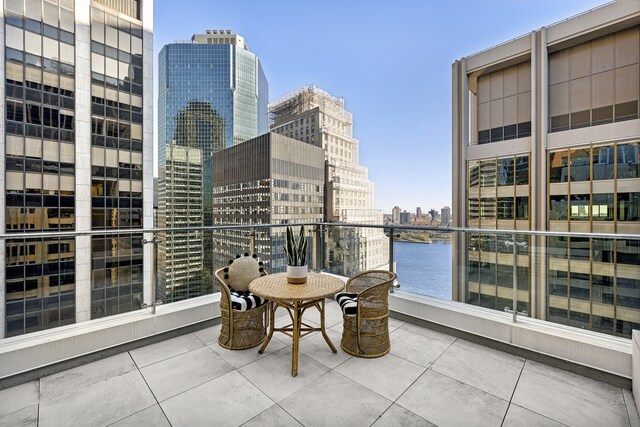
249,272,345,302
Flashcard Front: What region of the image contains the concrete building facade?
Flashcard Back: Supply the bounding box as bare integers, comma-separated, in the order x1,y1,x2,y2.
211,132,325,272
452,1,640,338
2,0,154,337
270,86,388,276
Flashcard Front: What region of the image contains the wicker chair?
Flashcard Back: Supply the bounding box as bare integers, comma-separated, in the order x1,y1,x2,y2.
337,270,397,358
215,256,268,350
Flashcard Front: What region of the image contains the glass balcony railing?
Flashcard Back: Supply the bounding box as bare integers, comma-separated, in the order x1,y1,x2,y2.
1,223,639,340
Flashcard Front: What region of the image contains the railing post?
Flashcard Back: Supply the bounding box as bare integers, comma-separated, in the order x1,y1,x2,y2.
387,227,397,293
142,234,161,314
248,227,256,254
511,233,518,323
504,233,528,322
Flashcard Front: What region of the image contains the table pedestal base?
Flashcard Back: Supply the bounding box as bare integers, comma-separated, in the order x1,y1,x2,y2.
259,298,336,377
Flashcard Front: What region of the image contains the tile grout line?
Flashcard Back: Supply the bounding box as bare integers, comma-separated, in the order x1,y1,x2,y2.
37,378,41,427
500,356,527,427
370,336,461,426
126,350,174,427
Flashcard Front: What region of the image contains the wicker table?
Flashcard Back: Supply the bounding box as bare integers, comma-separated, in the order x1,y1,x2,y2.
249,272,345,377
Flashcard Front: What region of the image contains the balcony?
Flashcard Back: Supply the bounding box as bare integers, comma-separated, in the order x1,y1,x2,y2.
0,224,639,425
1,299,638,426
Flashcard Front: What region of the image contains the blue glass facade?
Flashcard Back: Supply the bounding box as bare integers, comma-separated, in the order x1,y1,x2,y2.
158,36,268,301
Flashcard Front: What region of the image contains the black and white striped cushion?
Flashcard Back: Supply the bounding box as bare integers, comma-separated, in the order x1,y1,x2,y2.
335,292,358,316
230,290,267,311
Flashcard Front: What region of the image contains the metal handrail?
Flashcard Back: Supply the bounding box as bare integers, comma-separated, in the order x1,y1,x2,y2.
1,222,639,240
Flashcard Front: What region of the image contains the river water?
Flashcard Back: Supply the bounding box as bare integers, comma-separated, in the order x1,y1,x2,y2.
394,241,452,300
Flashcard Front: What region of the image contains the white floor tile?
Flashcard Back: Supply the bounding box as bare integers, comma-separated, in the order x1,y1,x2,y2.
161,371,273,427
109,404,171,427
129,333,205,368
372,404,436,427
0,381,38,417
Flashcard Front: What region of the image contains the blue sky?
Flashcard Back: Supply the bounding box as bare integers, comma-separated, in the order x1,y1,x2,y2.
153,0,609,214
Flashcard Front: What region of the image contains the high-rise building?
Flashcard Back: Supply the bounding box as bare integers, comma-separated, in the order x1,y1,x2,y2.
211,132,325,271
158,31,268,301
452,1,640,338
400,211,411,225
270,86,388,276
392,206,401,224
2,0,154,337
416,207,422,218
441,206,451,227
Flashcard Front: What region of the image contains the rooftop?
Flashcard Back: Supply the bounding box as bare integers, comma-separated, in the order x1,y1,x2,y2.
1,299,637,427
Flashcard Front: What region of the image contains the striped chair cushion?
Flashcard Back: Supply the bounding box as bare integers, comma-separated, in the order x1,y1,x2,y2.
336,292,358,316
230,290,267,311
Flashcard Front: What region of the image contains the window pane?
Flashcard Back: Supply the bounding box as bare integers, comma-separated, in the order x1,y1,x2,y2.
570,194,590,221
550,150,569,183
618,192,640,221
497,158,514,186
516,196,529,220
592,193,614,221
549,195,568,220
480,160,496,187
515,155,529,185
592,145,615,180
570,148,590,182
6,25,25,51
617,143,640,179
497,197,514,219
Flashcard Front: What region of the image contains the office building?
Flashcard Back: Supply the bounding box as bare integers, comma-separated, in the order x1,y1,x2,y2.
441,206,451,227
400,211,412,225
211,132,324,271
452,1,640,337
416,207,423,218
2,0,154,336
270,86,387,276
158,31,267,301
392,206,401,224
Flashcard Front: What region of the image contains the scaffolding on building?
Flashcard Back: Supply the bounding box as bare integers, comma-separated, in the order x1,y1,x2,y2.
268,85,352,127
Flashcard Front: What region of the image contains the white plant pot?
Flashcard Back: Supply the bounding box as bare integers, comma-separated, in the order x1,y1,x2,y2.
287,265,308,284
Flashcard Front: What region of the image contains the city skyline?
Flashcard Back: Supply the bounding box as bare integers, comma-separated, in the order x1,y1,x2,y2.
153,0,608,213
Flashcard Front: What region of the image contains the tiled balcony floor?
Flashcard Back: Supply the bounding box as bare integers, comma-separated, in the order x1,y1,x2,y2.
1,299,638,427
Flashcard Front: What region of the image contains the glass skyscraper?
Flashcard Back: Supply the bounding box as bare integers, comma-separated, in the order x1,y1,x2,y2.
158,30,268,302
2,0,153,337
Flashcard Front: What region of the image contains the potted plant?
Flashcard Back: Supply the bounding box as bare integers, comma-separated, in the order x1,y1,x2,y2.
284,225,308,284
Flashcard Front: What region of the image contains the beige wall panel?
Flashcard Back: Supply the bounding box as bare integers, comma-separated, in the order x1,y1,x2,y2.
570,181,590,194
614,26,639,68
478,75,490,104
618,178,640,193
570,299,590,314
497,187,513,197
617,307,640,323
615,64,639,104
515,186,529,197
490,99,503,128
617,264,640,281
480,284,495,296
549,221,569,232
570,76,591,112
468,282,479,293
591,70,615,108
517,91,531,123
617,223,640,234
491,70,504,101
549,50,569,85
549,257,569,272
481,187,497,199
497,220,514,230
549,83,569,116
517,62,531,93
504,95,518,125
592,34,615,74
592,261,615,277
478,102,490,131
516,220,530,230
503,66,518,97
570,43,591,80
549,183,569,195
549,295,569,310
591,222,615,234
592,303,615,318
592,180,614,193
570,222,591,233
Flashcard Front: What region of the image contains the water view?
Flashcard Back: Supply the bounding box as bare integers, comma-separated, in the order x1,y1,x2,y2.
394,241,453,300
